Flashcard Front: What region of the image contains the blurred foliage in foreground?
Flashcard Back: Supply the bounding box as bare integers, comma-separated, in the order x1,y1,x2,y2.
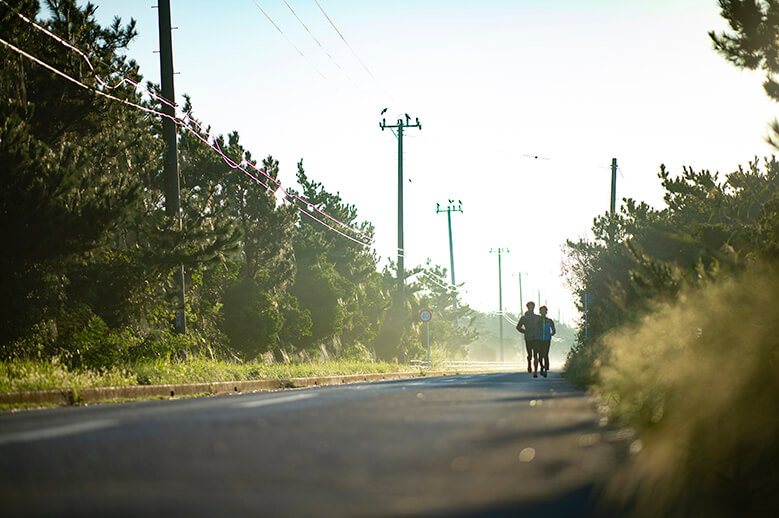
597,266,779,517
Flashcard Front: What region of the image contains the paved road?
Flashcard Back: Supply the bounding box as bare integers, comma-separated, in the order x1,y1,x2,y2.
0,372,627,517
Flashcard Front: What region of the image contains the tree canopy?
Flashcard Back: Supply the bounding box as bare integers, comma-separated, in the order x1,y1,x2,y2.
0,0,478,367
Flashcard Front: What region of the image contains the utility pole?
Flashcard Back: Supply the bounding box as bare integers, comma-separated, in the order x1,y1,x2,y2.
518,272,525,312
490,248,508,362
610,157,618,214
380,113,421,306
157,0,185,334
436,200,462,319
514,271,530,316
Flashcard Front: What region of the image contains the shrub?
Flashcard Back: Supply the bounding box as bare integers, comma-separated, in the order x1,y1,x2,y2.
597,265,779,517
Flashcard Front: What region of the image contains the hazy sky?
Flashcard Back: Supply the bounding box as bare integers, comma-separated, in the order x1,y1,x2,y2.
84,0,776,323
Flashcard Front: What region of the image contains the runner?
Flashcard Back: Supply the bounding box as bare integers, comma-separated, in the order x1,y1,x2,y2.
537,305,556,378
516,301,542,377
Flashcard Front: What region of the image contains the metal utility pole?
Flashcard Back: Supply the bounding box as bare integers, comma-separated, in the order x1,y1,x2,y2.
490,248,509,362
157,0,185,334
610,157,618,214
518,272,525,312
380,113,421,305
436,200,462,317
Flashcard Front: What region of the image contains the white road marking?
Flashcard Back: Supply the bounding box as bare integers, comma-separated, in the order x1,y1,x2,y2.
0,419,119,446
236,392,318,408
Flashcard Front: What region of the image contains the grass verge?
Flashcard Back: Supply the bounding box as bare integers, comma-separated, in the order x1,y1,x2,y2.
0,357,416,393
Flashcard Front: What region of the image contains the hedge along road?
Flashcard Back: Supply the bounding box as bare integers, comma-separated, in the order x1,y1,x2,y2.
0,371,631,517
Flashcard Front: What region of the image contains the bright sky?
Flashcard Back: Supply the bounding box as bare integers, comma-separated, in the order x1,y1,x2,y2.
85,0,776,324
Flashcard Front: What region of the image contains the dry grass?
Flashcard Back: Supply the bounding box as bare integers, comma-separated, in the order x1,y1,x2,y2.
595,265,779,517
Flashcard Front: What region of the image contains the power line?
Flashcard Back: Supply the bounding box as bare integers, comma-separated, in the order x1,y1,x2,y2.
0,36,164,119
425,269,452,286
0,31,371,247
502,312,518,327
281,0,356,87
1,0,372,243
421,271,455,292
250,0,326,80
313,0,394,102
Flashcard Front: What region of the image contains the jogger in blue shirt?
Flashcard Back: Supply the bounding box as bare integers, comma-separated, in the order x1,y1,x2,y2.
536,305,556,377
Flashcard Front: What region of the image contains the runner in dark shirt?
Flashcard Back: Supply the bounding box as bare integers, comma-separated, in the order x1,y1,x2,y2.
516,301,542,376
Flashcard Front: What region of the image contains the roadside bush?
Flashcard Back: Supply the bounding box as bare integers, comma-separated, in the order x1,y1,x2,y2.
597,265,779,517
129,329,206,361
562,330,599,387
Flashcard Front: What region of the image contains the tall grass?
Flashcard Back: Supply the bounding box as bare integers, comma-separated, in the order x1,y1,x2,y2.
0,358,136,392
595,265,779,517
131,357,411,386
0,356,413,393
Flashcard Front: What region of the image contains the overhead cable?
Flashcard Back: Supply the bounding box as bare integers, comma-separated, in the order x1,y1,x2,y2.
0,30,371,246
281,0,356,87
502,313,518,326
313,0,394,101
0,0,371,242
251,0,326,79
422,272,456,292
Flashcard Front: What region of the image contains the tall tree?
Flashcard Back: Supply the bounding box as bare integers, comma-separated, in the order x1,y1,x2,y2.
0,1,243,364
0,0,148,349
411,261,477,359
289,160,387,355
710,0,779,147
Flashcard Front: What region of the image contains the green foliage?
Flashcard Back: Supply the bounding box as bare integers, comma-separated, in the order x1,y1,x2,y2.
0,356,411,392
0,0,247,366
0,0,147,346
563,158,779,386
411,260,478,359
221,277,280,358
711,0,779,149
710,0,779,101
289,160,392,355
0,357,136,392
0,1,476,375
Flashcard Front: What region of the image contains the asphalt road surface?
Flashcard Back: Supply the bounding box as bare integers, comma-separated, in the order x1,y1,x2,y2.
0,371,628,517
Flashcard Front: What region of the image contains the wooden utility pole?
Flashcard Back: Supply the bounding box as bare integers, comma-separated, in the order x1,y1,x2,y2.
610,157,617,214
157,0,185,333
